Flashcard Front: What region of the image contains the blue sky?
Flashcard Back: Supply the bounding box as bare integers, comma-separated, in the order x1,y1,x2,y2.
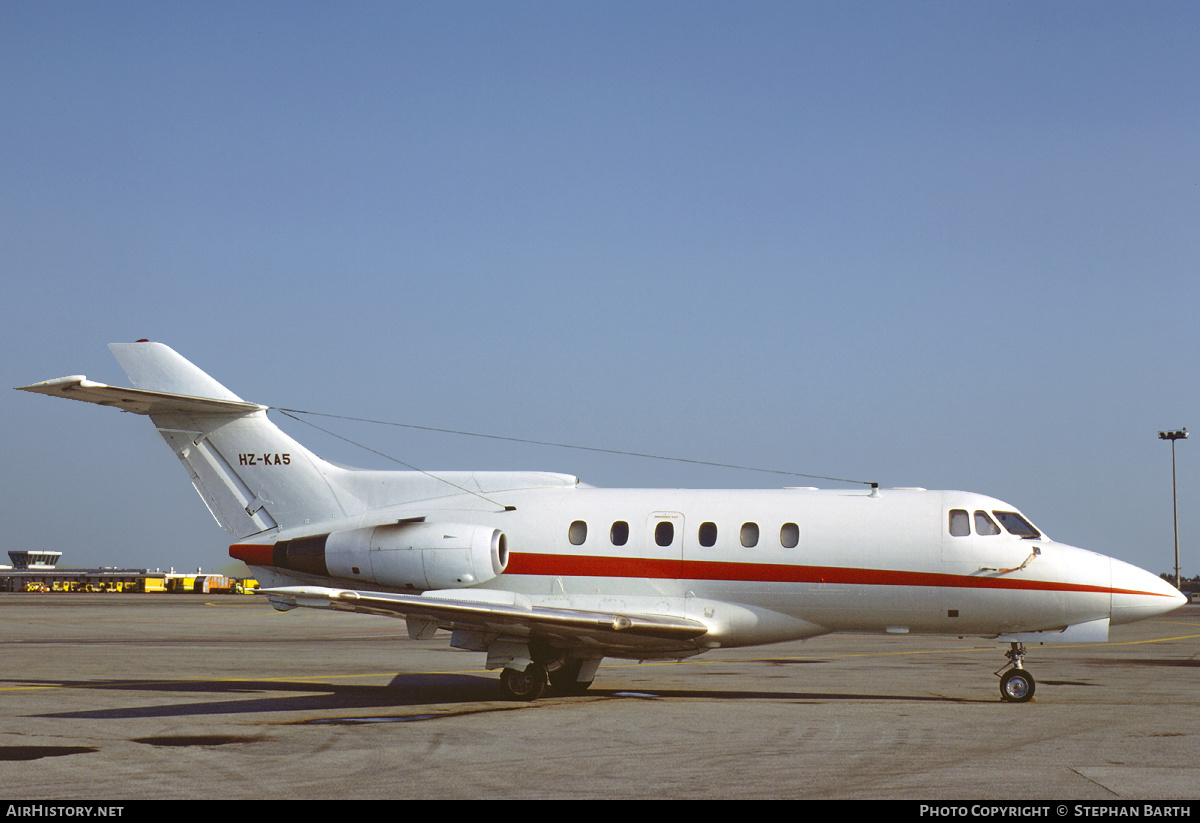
3,1,1198,576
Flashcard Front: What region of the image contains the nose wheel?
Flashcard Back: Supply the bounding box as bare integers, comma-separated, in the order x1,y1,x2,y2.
995,642,1036,702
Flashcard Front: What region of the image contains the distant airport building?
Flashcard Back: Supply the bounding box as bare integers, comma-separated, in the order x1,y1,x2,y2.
0,551,251,593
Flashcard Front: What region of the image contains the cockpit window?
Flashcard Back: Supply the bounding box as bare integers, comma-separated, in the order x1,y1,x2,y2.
993,511,1041,538
974,511,1001,535
949,509,970,536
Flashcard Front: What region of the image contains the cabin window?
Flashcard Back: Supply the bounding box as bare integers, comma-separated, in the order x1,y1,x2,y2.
949,509,970,536
569,520,588,545
655,521,674,547
740,522,759,548
698,521,718,548
780,522,799,548
994,511,1041,538
610,521,629,546
974,511,1000,536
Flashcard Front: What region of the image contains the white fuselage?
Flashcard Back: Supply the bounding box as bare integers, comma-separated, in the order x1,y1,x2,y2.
239,479,1181,657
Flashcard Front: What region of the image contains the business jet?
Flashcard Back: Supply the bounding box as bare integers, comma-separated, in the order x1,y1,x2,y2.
17,342,1186,702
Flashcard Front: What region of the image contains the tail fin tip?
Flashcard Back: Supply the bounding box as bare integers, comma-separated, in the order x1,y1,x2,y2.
109,341,243,402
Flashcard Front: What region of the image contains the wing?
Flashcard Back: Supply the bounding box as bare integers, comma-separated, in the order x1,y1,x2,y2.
259,585,710,655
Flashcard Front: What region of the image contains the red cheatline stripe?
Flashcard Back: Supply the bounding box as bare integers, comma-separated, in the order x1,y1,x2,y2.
503,552,1168,598
229,546,1170,598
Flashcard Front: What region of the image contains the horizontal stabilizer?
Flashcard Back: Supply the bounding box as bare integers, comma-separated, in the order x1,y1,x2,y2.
15,376,265,416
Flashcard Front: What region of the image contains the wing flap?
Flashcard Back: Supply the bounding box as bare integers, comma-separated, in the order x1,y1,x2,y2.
16,376,264,416
259,585,709,651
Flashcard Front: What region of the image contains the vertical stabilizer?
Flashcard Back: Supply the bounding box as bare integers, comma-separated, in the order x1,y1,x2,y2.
24,342,364,539
110,342,245,401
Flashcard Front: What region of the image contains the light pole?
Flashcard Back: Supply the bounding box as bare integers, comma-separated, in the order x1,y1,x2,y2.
1158,428,1187,590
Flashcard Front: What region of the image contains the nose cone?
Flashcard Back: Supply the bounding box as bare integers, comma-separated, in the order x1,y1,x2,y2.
1110,557,1188,625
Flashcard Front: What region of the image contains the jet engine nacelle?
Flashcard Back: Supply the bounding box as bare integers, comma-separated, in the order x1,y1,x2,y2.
274,521,508,590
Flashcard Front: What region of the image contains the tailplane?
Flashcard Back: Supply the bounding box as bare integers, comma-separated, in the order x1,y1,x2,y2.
17,342,361,538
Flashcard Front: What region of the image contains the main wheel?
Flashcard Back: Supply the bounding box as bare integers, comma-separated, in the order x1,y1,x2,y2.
548,659,593,695
1000,668,1035,703
500,663,547,701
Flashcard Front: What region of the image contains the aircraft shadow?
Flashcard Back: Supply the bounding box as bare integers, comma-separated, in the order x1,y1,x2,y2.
12,670,989,720
20,673,501,720
1095,657,1200,668
598,687,980,703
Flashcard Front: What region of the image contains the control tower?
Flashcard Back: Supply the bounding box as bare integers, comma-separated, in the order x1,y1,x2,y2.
8,550,63,569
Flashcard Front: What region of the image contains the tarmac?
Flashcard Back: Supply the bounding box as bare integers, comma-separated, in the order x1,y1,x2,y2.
1,593,1197,800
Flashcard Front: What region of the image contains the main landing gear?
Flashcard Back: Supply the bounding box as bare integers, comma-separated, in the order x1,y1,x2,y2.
498,655,597,701
995,642,1036,703
547,658,595,695
500,662,548,701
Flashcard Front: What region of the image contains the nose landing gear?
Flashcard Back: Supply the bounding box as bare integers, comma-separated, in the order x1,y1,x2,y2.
996,642,1036,702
